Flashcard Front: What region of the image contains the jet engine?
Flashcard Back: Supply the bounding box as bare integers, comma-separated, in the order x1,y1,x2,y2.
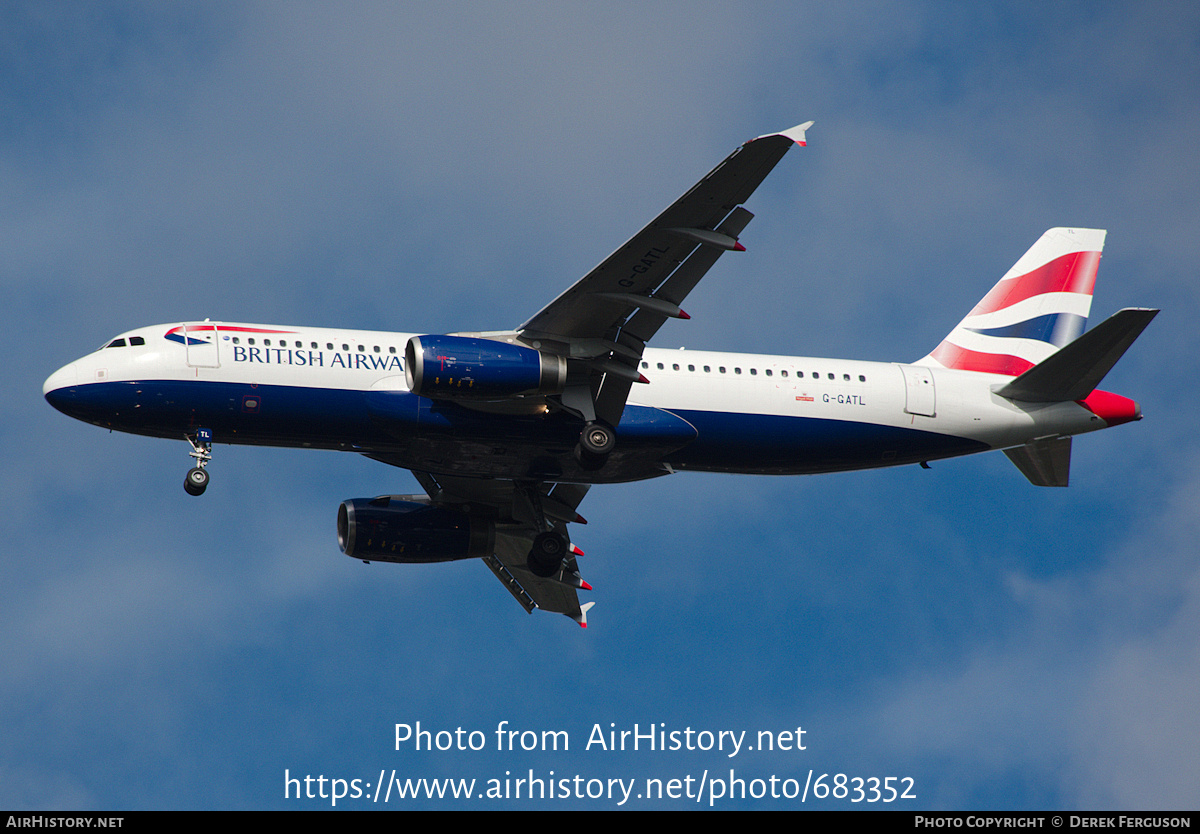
337,497,495,563
405,335,566,400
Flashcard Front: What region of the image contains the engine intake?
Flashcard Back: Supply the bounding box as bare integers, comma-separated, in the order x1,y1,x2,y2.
337,497,495,563
405,334,566,400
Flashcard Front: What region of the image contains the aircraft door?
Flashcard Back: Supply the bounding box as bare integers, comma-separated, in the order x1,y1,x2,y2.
900,364,936,417
184,322,220,368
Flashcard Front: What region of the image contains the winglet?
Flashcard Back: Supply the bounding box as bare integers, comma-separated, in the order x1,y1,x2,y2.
572,601,596,628
757,120,815,146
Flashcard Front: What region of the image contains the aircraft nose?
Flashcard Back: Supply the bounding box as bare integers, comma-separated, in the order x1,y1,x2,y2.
43,361,78,408
44,362,77,395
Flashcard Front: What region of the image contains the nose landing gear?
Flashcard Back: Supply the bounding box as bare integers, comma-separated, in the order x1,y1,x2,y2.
184,428,212,496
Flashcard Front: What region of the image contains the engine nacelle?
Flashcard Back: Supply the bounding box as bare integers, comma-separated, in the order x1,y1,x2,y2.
337,497,495,563
405,334,566,400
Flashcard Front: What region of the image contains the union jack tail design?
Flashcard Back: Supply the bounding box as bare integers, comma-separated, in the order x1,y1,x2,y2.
918,227,1106,376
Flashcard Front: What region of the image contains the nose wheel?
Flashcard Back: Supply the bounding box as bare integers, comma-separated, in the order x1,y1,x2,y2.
184,466,209,496
184,428,213,496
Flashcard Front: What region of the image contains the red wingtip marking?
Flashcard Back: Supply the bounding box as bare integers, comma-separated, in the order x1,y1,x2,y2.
733,241,746,252
571,545,584,557
581,581,593,591
580,622,587,629
575,513,588,525
679,310,691,320
637,374,650,384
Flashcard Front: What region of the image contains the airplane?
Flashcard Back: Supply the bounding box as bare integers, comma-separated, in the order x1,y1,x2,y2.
43,122,1157,627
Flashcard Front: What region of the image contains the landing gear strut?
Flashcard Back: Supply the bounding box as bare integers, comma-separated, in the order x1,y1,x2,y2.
574,421,615,471
184,428,212,496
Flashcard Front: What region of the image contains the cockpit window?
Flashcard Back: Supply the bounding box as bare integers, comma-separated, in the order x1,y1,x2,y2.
129,336,145,346
105,338,127,348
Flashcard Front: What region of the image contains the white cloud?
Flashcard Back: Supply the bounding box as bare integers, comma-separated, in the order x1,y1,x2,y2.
851,456,1200,809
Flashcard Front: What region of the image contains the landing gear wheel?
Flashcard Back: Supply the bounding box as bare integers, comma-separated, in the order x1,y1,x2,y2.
575,421,614,471
184,467,209,496
580,422,616,456
527,531,568,577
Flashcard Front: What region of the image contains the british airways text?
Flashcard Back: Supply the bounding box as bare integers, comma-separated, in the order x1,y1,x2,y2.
231,345,403,371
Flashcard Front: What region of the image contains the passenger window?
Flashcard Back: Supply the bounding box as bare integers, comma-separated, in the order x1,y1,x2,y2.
657,363,664,370
827,373,835,380
688,364,695,372
843,374,850,381
750,368,757,376
642,361,649,369
673,364,679,371
719,367,726,373
859,375,866,382
704,365,711,372
735,368,742,375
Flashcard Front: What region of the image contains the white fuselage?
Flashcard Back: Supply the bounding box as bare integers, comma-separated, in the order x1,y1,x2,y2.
44,321,1119,484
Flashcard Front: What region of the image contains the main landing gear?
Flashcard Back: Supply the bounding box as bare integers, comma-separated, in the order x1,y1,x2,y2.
184,427,213,496
528,530,569,577
519,483,573,578
574,421,615,471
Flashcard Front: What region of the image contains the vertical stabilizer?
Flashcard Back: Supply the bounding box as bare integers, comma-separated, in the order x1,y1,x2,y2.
918,228,1106,375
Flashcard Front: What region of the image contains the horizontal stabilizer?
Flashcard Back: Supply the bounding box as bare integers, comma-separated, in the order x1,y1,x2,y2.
1004,436,1072,487
994,308,1158,403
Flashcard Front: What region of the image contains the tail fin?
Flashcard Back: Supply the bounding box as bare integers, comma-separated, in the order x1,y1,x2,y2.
918,228,1106,375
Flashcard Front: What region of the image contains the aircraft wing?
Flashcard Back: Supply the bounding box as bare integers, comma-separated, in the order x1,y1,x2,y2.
516,122,813,426
408,470,596,626
368,125,814,623
485,530,594,627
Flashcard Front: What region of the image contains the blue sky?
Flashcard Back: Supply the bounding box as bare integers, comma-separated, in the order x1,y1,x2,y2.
4,1,1198,810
